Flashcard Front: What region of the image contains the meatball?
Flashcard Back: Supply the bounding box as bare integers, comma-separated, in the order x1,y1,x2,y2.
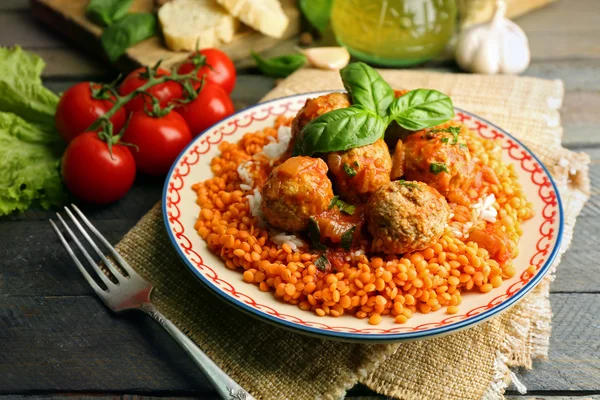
403,122,474,203
366,181,450,254
287,92,351,156
327,139,392,204
261,156,334,232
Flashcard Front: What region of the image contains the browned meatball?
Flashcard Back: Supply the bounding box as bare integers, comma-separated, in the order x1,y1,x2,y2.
261,156,334,232
366,181,450,254
326,139,392,204
286,92,351,157
403,122,474,204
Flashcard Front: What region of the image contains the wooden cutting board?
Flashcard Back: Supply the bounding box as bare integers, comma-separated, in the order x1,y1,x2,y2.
31,0,300,72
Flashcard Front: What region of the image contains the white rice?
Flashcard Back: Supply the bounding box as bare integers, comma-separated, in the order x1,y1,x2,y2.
246,188,265,226
449,193,497,239
236,124,304,251
270,231,305,252
472,193,498,223
261,125,292,160
237,161,254,192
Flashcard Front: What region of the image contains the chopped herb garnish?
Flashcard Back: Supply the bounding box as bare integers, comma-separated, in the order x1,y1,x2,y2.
448,126,461,144
342,163,357,177
459,143,468,150
430,162,449,174
315,255,330,272
432,125,461,145
341,226,356,251
308,217,326,251
398,180,421,189
328,195,339,209
329,196,356,215
353,161,360,167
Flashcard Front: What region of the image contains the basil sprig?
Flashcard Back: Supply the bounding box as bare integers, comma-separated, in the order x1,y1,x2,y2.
293,62,455,156
389,89,455,131
292,105,385,156
101,13,156,62
251,51,306,78
340,62,395,118
87,0,133,26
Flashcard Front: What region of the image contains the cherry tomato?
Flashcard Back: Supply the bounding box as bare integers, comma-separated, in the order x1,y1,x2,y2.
176,82,235,136
119,67,183,114
122,110,192,176
55,82,126,143
177,48,236,94
61,132,136,204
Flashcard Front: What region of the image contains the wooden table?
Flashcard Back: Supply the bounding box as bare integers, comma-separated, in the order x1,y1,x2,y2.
1,0,599,399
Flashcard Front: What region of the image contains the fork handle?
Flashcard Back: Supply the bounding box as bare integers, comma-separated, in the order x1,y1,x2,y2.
140,303,255,400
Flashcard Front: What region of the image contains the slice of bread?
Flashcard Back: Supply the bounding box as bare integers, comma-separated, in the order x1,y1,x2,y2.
216,0,289,38
158,0,239,52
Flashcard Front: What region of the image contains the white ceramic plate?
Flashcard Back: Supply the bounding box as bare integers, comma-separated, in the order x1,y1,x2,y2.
162,91,563,343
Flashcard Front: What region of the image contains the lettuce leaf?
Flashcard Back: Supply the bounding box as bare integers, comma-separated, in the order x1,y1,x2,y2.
0,46,58,126
0,47,66,215
0,113,66,214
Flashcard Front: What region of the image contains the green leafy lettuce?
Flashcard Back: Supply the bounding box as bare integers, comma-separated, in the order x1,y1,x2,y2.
0,46,65,215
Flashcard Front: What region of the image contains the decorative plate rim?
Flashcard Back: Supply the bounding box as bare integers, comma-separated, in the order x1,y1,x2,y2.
162,91,564,342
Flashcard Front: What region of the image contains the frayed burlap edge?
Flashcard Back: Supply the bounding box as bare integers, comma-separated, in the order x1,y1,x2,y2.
482,150,591,399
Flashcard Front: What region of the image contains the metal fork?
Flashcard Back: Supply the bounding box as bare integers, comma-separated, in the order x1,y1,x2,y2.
50,204,254,400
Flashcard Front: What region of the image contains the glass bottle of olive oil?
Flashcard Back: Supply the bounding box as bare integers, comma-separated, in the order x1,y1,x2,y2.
331,0,457,66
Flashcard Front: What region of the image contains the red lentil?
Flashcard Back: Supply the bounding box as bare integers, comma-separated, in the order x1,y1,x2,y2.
193,116,534,325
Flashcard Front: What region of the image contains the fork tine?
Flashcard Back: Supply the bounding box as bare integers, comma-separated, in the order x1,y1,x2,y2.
71,204,139,279
63,206,124,280
50,219,106,296
56,213,117,288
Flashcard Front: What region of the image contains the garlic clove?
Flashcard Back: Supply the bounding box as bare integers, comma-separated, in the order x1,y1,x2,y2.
301,47,350,70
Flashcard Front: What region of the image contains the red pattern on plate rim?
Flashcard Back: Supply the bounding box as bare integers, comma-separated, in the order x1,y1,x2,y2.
165,100,558,335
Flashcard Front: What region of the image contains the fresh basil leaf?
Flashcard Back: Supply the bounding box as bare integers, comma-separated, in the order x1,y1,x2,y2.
308,217,326,251
293,105,385,156
101,13,156,62
315,255,330,272
87,0,133,26
251,51,306,78
440,137,449,143
299,0,332,33
340,62,394,118
430,162,449,174
341,226,356,251
389,89,455,131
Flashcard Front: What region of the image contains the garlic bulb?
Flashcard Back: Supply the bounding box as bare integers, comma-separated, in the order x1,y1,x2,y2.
456,0,530,75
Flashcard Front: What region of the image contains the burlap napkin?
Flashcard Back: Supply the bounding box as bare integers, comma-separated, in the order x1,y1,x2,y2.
115,69,590,400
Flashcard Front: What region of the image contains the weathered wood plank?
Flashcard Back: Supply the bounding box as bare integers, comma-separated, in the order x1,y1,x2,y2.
513,294,600,391
0,293,597,393
0,296,211,393
2,395,600,400
0,11,66,48
525,60,600,91
37,48,111,79
515,0,600,34
0,0,29,11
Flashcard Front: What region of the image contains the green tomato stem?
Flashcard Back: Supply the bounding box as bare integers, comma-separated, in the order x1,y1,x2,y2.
86,61,205,139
